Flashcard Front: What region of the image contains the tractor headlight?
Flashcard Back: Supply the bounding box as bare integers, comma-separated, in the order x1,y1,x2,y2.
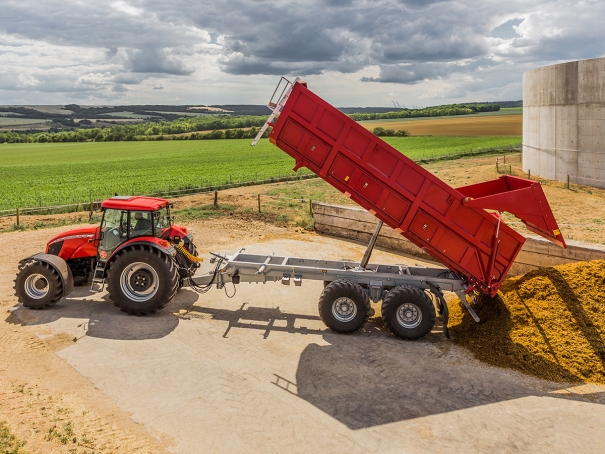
48,240,64,256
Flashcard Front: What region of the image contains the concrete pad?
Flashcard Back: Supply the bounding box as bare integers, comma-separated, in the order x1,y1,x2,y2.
9,237,605,453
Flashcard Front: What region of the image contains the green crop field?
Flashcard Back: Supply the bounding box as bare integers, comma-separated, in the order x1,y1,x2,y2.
0,136,520,211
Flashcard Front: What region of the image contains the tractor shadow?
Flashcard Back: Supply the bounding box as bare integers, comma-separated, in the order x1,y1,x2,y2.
6,286,199,341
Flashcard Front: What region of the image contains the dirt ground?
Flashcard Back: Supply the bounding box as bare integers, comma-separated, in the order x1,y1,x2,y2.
0,217,294,453
1,218,604,453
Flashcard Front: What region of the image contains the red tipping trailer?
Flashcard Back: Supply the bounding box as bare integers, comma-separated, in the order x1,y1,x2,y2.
260,78,566,297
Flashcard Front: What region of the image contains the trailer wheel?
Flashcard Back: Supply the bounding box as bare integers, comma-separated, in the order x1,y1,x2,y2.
14,260,63,309
381,286,436,340
107,246,178,316
318,280,370,333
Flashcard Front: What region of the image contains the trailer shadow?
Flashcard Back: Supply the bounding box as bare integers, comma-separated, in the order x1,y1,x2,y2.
292,332,605,429
185,303,604,429
5,287,199,341
185,303,325,338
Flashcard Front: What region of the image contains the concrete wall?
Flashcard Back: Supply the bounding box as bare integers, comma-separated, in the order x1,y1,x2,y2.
312,202,605,276
523,57,605,188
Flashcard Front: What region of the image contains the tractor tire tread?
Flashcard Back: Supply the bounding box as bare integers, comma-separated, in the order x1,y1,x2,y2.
106,245,178,316
381,286,436,340
14,261,63,310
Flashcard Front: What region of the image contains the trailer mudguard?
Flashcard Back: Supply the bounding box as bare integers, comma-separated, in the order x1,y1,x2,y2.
20,253,74,298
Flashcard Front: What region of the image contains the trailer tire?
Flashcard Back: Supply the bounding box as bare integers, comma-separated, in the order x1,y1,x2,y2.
107,245,178,316
14,260,63,309
318,280,370,334
381,286,435,340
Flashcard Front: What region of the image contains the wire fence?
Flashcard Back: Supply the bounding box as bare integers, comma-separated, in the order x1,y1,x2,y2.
1,145,520,222
495,153,605,189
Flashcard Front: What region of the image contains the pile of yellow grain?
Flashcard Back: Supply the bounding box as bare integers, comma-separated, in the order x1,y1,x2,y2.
448,260,605,384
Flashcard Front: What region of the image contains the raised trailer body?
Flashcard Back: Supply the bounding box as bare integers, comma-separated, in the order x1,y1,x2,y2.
261,79,565,296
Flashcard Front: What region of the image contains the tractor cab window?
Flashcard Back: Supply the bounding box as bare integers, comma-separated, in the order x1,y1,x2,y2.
99,208,127,255
153,206,171,236
129,211,153,238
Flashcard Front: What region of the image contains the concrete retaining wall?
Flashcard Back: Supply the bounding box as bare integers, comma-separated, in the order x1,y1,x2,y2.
312,202,605,276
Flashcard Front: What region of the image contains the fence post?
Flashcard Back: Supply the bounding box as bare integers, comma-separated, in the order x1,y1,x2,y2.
309,199,313,215
567,175,570,189
89,201,93,220
496,160,499,172
16,208,19,227
528,169,531,180
257,194,261,213
503,155,506,164
509,165,512,175
214,191,218,207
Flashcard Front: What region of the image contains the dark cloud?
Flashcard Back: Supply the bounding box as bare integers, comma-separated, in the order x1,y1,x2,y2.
125,48,194,75
0,0,604,103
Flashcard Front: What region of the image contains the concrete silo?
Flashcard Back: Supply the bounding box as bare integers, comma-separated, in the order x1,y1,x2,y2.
523,57,605,188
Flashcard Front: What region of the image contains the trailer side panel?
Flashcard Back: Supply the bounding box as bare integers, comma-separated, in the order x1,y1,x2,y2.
269,82,526,295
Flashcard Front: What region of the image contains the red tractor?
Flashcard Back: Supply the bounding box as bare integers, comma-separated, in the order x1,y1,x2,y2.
14,196,201,315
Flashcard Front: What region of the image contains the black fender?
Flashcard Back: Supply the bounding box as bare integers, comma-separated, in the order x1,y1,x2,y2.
108,240,176,266
19,253,74,298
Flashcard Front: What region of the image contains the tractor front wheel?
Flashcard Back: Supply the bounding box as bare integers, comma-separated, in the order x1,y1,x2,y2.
107,246,178,316
14,260,63,309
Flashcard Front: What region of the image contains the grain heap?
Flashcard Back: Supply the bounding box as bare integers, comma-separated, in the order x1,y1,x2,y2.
448,260,605,384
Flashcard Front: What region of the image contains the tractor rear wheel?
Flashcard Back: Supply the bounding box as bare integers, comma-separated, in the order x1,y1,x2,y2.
381,286,436,340
107,246,178,316
14,260,63,309
318,280,370,334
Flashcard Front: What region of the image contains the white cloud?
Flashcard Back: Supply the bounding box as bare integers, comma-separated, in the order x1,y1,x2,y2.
0,0,603,105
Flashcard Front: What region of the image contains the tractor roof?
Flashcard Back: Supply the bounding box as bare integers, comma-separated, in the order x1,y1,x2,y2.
101,196,170,211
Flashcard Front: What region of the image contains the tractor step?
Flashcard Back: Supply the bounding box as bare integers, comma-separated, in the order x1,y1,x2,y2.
90,260,106,292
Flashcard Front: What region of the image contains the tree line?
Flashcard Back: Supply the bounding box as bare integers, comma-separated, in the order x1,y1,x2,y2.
348,103,499,121
0,126,270,144
0,102,499,144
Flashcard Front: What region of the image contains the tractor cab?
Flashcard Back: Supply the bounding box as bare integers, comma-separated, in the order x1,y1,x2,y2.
98,196,172,259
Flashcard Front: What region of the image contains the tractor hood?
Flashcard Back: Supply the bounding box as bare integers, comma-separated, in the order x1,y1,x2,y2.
47,227,97,246
46,226,98,260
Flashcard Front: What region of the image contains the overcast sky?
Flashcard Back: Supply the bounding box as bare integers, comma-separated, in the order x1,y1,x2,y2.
0,0,603,107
